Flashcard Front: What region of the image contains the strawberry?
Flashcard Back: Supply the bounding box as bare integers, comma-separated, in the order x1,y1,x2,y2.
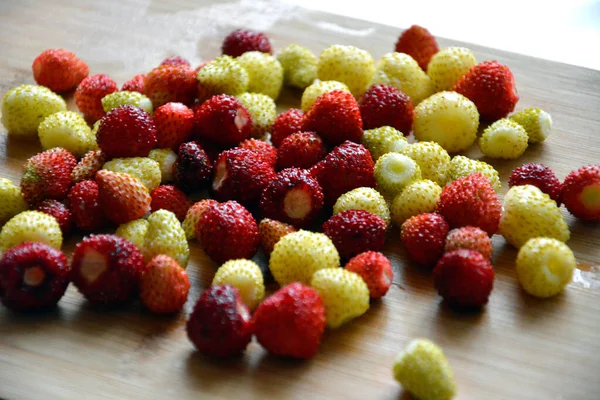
143,210,190,267
239,138,278,167
453,61,519,121
437,173,502,236
222,29,273,57
236,93,276,138
0,242,70,311
38,111,96,157
183,199,218,240
160,55,191,67
394,25,439,71
359,84,414,134
71,234,145,306
198,201,260,264
0,178,27,225
449,155,501,192
140,254,190,314
212,148,276,206
334,187,391,226
36,200,72,236
401,213,450,267
187,285,253,357
260,168,324,228
433,249,495,309
323,210,387,260
67,180,106,232
102,157,161,191
97,105,157,158
317,45,375,97
193,94,252,147
479,118,528,159
310,141,376,205
427,47,477,91
509,108,552,144
153,102,194,150
509,163,562,205
277,44,318,89
116,219,148,251
148,148,177,183
121,74,146,93
75,74,119,122
20,148,76,206
374,152,422,196
150,185,190,221
253,283,326,359
0,211,63,252
95,170,151,225
361,126,409,161
72,150,107,183
212,259,265,310
144,65,197,108
237,51,283,100
403,142,451,186
344,251,393,299
301,80,351,112
391,179,442,226
303,90,363,145
445,226,492,260
173,142,213,193
561,165,600,222
101,91,153,114
258,218,296,256
32,49,89,93
270,108,305,147
277,132,326,170
197,56,249,101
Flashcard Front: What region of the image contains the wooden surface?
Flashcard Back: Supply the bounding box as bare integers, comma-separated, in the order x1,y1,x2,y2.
1,1,600,399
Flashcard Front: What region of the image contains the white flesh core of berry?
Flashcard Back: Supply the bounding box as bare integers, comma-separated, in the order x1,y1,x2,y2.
236,300,251,322
212,160,227,191
81,248,107,284
388,140,408,154
538,110,552,140
234,107,249,130
381,155,417,186
580,184,600,211
24,266,46,287
284,188,312,219
381,267,393,287
541,248,568,285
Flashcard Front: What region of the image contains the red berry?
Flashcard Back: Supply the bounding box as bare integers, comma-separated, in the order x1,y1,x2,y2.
68,180,106,232
359,84,414,134
271,108,304,147
260,168,324,228
71,150,107,183
254,283,326,359
561,165,600,222
193,94,252,148
71,234,145,306
154,102,194,150
453,61,519,121
140,255,190,314
36,199,73,236
239,138,278,167
445,226,492,260
20,148,76,206
97,105,157,158
150,185,191,221
144,65,197,108
323,210,387,259
258,218,297,256
437,173,502,236
121,74,146,93
187,285,253,357
394,25,439,71
0,242,70,311
160,56,191,67
509,163,562,205
75,74,118,122
221,29,272,57
277,132,327,170
173,142,213,193
401,213,450,267
344,251,393,299
199,201,260,264
95,170,151,225
32,49,89,93
303,90,363,145
434,249,495,309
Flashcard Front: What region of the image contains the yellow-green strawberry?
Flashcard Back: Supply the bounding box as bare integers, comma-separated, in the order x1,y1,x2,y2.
277,44,318,89
143,209,189,267
148,148,177,183
310,268,369,328
510,108,552,143
236,92,276,138
448,155,501,191
38,111,96,157
391,179,442,226
102,157,161,191
101,90,153,114
182,199,218,240
258,218,296,256
361,126,409,161
115,218,149,252
499,185,570,248
427,46,477,90
317,45,375,97
0,178,27,225
301,80,350,111
479,118,528,159
212,259,265,310
403,142,451,186
0,210,62,252
237,51,284,100
197,55,249,101
1,84,67,137
374,153,421,196
71,150,107,183
333,187,391,226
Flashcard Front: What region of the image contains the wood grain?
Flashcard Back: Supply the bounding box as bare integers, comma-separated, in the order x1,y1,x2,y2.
1,1,600,399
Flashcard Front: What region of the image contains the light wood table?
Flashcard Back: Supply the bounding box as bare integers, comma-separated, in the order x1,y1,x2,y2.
1,1,599,399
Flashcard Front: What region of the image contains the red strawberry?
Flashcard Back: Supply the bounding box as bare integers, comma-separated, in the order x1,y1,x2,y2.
187,285,253,357
187,199,219,239
221,29,273,57
277,132,327,170
150,185,191,221
95,170,151,225
173,141,213,193
561,165,600,222
437,173,502,236
144,65,197,108
212,148,276,205
445,226,492,260
323,210,387,259
71,150,107,184
453,61,519,121
68,180,106,232
36,200,73,236
121,74,146,93
97,105,157,158
310,141,376,205
20,148,76,206
401,213,450,267
303,90,363,145
394,25,439,71
258,218,296,256
344,251,393,299
198,201,260,264
254,283,326,359
75,74,118,122
433,249,495,309
0,242,70,311
271,108,304,147
71,234,145,306
239,138,278,167
160,55,191,67
260,168,324,228
359,84,414,134
508,163,562,205
32,49,89,93
140,255,190,314
154,102,194,150
193,94,252,148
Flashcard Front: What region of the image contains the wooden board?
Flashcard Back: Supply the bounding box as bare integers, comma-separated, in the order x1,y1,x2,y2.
1,1,600,399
